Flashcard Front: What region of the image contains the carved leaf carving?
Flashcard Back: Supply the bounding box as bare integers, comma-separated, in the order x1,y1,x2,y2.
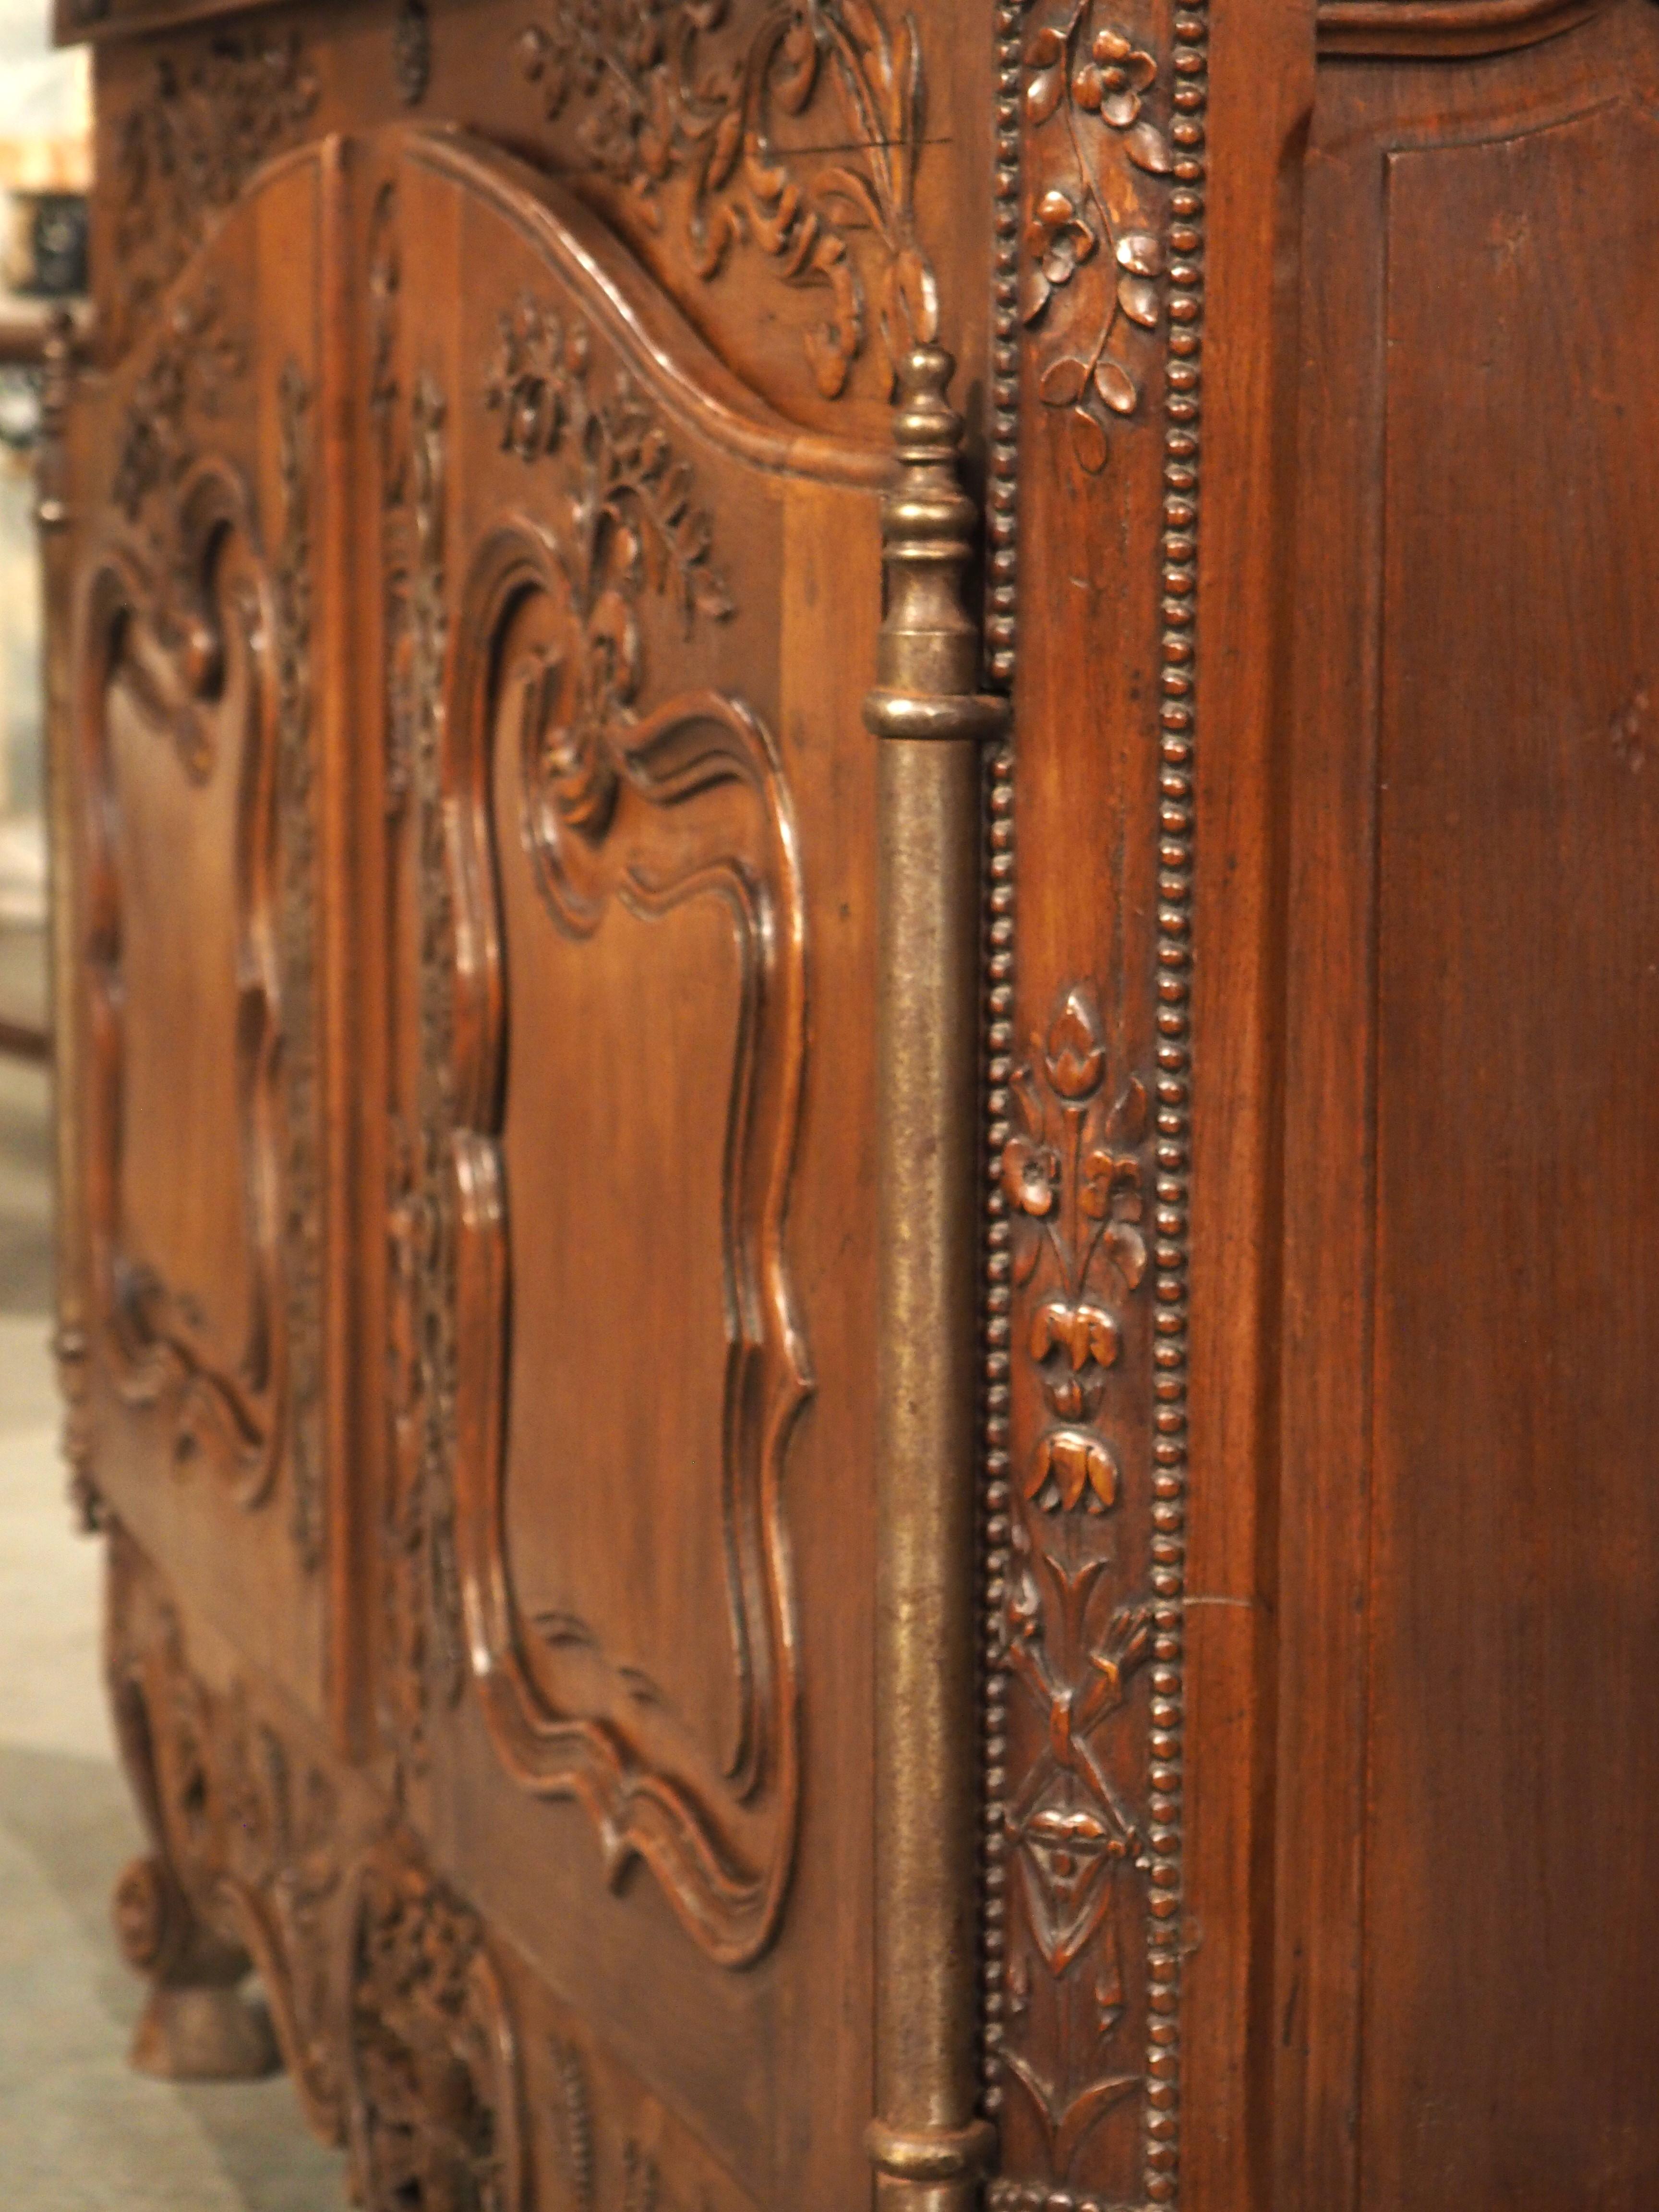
1019,0,1176,461
112,33,319,349
510,0,939,398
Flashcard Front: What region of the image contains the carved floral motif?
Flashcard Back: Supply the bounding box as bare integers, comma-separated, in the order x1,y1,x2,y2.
1018,0,1175,469
111,287,244,528
1000,1538,1154,2172
275,360,325,1570
485,293,736,839
345,1839,524,2212
512,0,938,398
110,288,246,771
1003,986,1149,1514
985,979,1182,2204
384,368,469,1766
987,0,1207,2192
112,33,319,346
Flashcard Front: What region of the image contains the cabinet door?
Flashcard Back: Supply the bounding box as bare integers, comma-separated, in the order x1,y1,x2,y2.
59,144,345,1726
370,128,888,2209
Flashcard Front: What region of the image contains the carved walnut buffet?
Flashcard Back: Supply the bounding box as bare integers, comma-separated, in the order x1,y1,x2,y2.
42,1,1659,2208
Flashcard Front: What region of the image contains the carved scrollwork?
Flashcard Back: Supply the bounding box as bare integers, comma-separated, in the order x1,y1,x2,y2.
373,216,810,1957
111,31,319,348
448,553,811,1965
84,299,272,1489
344,1835,526,2212
1017,0,1178,468
511,0,939,399
106,1531,529,2207
106,1523,345,2128
78,293,324,1560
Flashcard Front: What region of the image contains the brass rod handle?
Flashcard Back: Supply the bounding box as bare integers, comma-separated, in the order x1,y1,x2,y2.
867,344,1008,2212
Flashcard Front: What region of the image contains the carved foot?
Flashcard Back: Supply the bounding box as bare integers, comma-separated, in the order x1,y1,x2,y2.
114,1854,280,2081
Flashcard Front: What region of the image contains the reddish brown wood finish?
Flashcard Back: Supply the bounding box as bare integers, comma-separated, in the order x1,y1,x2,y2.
44,1,1659,2208
1279,10,1659,2209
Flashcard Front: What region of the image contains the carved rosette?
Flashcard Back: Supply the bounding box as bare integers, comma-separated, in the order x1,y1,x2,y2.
511,0,939,400
985,2,1209,2207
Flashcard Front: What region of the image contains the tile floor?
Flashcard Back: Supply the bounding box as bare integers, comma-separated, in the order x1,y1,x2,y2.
0,1050,348,2208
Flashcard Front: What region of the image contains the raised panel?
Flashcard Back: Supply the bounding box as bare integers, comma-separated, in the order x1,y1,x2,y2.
1282,26,1659,2209
1364,95,1659,2212
373,128,888,2203
453,527,810,1965
378,134,818,1959
65,145,336,1710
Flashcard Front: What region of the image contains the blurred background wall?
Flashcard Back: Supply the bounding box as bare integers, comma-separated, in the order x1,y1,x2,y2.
0,0,86,1021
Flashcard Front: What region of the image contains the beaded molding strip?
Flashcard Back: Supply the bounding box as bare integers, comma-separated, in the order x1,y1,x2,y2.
978,2,1209,2205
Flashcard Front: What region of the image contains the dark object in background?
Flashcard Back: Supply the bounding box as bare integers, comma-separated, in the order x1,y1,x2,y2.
6,192,88,300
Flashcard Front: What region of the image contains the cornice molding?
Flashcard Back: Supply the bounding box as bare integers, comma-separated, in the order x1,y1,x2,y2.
1317,0,1614,58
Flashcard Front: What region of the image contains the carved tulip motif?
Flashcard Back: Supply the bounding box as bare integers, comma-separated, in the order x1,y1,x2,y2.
1005,986,1149,1513
1019,0,1174,467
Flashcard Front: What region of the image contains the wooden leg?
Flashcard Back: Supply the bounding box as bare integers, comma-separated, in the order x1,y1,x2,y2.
112,1852,280,2081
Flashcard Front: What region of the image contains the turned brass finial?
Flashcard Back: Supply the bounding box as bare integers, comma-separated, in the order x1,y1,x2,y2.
865,345,1007,743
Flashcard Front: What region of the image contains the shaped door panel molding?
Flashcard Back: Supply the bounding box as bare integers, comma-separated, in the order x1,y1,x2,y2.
81,431,280,1499
378,132,885,1973
65,145,338,1714
453,532,809,1966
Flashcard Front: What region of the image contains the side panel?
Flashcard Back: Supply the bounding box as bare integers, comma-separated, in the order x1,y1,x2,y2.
1280,12,1659,2207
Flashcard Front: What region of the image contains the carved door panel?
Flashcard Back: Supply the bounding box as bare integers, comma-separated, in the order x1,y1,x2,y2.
373,129,889,2207
61,145,341,1721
